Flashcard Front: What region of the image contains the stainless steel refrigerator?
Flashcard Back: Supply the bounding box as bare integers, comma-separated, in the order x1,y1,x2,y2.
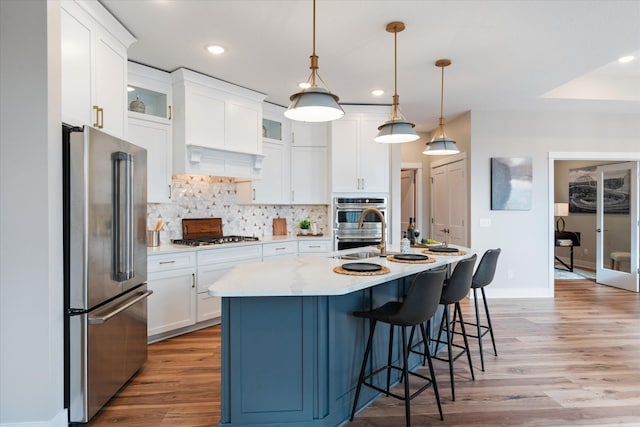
63,124,151,423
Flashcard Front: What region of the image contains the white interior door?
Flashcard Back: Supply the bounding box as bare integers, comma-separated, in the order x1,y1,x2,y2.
430,158,467,246
400,169,415,232
595,162,638,292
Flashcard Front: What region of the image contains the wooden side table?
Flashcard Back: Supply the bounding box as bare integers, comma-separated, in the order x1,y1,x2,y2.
555,231,581,272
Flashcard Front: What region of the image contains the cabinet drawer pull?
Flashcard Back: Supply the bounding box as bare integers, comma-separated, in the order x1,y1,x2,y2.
275,247,286,251
159,260,176,265
308,245,321,248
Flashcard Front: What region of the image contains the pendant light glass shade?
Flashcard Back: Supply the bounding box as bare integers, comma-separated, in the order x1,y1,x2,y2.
374,22,418,143
285,87,343,122
376,119,419,143
423,59,459,155
285,0,344,123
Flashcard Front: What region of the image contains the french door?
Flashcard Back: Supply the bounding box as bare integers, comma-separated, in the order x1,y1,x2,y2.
596,162,638,292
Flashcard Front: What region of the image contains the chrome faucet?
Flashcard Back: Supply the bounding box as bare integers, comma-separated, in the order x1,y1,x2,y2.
358,207,386,257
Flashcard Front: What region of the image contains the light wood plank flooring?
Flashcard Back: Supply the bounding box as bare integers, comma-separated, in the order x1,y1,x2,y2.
88,279,640,426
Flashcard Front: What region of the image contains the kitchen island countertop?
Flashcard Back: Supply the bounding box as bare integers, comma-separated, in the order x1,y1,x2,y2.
208,245,473,297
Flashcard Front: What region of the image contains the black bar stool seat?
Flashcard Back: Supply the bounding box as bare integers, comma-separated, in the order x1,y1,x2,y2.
429,254,477,401
350,267,448,427
453,248,501,371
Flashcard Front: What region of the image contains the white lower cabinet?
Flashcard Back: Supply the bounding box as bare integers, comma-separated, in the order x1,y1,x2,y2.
196,245,262,321
262,241,298,259
147,251,196,337
298,239,332,254
147,239,334,341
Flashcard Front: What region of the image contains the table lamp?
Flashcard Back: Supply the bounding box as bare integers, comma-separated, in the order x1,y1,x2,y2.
554,203,569,232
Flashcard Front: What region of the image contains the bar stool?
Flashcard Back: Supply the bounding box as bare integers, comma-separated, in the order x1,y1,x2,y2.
455,248,501,371
431,254,477,401
350,267,448,427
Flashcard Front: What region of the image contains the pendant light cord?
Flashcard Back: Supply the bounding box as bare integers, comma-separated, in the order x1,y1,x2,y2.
439,65,445,124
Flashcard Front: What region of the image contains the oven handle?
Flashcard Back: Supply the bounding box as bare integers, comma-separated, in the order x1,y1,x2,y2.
335,206,387,211
88,290,153,325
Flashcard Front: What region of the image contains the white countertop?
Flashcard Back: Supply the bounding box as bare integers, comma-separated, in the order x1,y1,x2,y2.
208,245,474,297
146,235,331,255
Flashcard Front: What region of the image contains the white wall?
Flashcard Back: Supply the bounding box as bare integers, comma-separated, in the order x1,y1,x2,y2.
470,110,640,298
0,1,66,426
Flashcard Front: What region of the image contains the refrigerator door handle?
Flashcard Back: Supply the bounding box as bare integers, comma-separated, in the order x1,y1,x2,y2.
88,290,153,325
112,151,135,282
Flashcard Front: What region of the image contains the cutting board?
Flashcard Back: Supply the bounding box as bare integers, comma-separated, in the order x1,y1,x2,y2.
182,218,223,239
273,218,287,236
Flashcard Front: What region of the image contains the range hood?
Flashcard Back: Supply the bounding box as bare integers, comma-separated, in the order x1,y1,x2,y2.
185,144,265,180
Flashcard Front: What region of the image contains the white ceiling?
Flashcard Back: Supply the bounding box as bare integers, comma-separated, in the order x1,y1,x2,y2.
102,0,640,132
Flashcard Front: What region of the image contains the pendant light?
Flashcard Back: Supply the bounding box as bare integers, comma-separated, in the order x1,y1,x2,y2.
423,59,459,155
284,0,344,123
374,22,419,143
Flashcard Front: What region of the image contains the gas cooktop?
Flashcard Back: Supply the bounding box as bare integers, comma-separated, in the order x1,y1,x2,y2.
172,236,260,247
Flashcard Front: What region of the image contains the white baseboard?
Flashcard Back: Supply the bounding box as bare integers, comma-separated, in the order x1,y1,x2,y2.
0,409,67,427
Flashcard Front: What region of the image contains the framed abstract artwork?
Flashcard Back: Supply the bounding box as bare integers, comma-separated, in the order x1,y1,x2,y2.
491,157,533,210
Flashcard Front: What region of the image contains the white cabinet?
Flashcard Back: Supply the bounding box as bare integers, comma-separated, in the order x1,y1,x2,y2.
298,239,332,254
147,251,197,337
291,147,328,204
291,122,329,204
61,0,135,138
128,118,172,203
292,121,328,147
172,68,266,178
126,63,173,203
262,241,298,259
330,106,390,193
237,104,291,204
196,245,262,322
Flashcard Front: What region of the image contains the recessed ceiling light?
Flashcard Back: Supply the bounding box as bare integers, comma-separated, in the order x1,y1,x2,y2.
371,89,385,97
298,82,311,89
127,86,135,92
618,55,635,63
206,45,225,55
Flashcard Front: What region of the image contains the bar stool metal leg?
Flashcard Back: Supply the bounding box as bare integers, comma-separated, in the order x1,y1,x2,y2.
350,319,377,422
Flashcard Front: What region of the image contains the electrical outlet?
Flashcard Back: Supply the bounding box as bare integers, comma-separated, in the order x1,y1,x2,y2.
507,269,514,279
583,248,589,255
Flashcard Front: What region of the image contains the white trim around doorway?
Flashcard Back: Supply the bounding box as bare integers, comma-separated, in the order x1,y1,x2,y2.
548,152,640,296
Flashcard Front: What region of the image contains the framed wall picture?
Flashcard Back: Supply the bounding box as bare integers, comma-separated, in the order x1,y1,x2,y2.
569,166,630,214
491,157,532,210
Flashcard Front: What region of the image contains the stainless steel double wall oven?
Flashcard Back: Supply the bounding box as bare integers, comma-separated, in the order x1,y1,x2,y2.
333,197,387,250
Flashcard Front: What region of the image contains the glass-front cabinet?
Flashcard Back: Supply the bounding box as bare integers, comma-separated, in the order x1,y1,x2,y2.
262,117,282,141
126,62,173,203
128,85,169,120
127,62,172,123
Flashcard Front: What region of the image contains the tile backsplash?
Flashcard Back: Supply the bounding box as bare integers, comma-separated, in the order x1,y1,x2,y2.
147,175,329,244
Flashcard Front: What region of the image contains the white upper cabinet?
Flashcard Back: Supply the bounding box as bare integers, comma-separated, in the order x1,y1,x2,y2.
126,62,173,203
61,0,135,139
292,121,328,147
291,122,329,204
237,103,291,204
171,69,267,179
330,106,390,194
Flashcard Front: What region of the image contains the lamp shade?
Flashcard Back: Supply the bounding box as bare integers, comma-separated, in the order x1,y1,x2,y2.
554,202,569,217
422,136,459,155
374,119,420,143
284,87,344,123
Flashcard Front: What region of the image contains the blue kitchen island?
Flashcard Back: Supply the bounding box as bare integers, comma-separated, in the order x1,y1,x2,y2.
209,246,473,426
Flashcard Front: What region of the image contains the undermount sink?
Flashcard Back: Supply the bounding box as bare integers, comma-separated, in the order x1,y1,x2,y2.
335,251,380,260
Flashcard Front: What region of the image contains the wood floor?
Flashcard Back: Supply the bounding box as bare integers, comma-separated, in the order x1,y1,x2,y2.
88,279,640,427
